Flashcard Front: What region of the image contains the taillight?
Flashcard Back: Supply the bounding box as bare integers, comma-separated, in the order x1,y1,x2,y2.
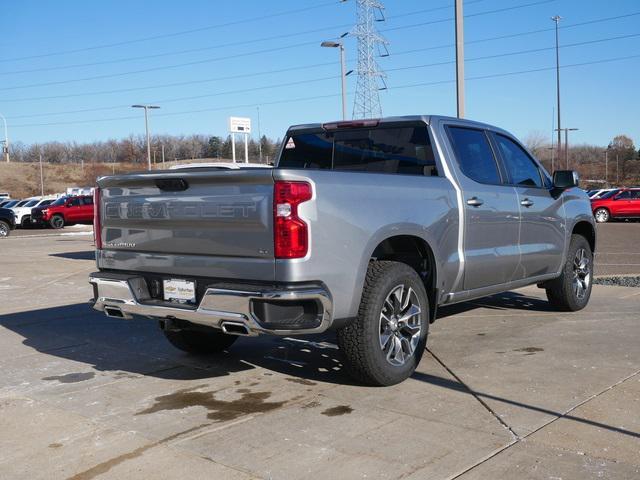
93,188,102,249
274,181,312,259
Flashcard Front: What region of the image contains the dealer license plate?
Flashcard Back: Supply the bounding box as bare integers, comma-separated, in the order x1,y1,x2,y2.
163,279,196,304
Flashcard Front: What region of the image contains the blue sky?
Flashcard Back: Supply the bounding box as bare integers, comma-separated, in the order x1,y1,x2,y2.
2,0,639,146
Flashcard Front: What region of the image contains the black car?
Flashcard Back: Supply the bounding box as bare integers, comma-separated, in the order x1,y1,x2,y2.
0,207,16,237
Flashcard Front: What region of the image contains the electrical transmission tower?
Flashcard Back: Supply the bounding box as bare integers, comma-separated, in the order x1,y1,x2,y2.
351,0,389,119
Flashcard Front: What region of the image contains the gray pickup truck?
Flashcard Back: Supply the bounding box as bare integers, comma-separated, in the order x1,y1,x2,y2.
90,115,595,386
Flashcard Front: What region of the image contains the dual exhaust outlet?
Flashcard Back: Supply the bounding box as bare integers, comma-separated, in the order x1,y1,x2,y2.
103,305,252,336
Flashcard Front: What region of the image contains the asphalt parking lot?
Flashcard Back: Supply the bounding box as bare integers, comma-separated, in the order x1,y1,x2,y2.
0,225,638,479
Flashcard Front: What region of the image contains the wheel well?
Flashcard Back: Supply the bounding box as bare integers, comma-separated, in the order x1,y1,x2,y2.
371,235,438,321
573,221,596,253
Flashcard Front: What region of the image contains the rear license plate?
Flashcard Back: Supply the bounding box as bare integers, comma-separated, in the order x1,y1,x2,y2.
163,279,196,304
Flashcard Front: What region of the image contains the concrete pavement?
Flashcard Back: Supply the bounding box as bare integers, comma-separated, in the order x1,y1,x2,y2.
0,234,638,479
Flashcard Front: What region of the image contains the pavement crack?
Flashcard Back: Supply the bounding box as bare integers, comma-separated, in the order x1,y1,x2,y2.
427,348,520,441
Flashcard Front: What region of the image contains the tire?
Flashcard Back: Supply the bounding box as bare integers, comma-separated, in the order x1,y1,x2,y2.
0,221,10,238
163,328,237,354
545,234,593,312
21,216,31,228
49,214,65,229
337,261,429,386
594,208,610,223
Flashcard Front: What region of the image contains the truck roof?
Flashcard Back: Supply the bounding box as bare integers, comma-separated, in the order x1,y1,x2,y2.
286,115,504,134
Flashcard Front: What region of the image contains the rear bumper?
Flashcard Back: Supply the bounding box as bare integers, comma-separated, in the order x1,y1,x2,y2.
89,272,333,336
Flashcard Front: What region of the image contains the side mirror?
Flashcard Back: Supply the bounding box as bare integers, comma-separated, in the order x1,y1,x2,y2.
552,170,579,189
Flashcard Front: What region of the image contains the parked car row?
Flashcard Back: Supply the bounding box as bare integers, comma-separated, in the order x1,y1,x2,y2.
0,194,95,233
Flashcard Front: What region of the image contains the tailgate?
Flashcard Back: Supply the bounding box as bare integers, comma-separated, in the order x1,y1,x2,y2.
96,169,275,281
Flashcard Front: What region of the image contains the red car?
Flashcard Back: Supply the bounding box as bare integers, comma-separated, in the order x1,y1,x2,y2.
31,195,94,229
591,188,640,223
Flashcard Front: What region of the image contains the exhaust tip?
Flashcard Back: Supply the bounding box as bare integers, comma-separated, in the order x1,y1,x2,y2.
221,321,251,336
104,306,125,318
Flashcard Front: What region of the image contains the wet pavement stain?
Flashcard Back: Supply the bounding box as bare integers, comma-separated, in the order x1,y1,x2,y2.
513,347,544,353
321,405,353,417
285,377,317,386
136,386,287,422
67,424,209,480
42,372,95,383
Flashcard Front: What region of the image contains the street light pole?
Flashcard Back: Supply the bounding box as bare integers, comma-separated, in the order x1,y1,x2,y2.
556,127,578,169
551,15,562,161
132,105,160,170
321,37,350,120
455,0,465,118
0,112,9,163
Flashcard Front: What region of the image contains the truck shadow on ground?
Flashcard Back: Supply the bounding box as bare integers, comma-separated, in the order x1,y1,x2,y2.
49,250,96,260
1,297,637,440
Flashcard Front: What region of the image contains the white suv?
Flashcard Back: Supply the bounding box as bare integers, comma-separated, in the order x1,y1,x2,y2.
11,197,57,227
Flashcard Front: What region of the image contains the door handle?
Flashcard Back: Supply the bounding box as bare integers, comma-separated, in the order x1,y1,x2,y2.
466,197,484,207
520,198,534,208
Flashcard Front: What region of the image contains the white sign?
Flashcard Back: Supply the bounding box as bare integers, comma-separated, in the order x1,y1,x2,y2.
229,116,252,134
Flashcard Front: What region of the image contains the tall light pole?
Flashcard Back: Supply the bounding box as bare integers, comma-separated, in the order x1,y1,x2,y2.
321,36,351,120
551,15,562,161
455,0,465,118
131,105,160,170
0,112,9,163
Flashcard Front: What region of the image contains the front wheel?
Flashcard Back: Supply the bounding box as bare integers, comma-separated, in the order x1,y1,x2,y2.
163,327,237,354
594,208,610,223
49,214,65,229
545,234,593,311
21,216,31,228
337,261,429,386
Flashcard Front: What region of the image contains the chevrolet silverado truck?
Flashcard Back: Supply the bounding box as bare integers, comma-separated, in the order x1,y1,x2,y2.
90,116,595,386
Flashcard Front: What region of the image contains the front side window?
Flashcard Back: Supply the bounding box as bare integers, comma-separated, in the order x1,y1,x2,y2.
494,134,543,188
447,127,501,184
69,198,81,207
616,191,633,199
278,125,437,176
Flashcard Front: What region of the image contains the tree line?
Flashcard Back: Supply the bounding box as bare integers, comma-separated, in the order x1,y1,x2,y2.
7,134,282,165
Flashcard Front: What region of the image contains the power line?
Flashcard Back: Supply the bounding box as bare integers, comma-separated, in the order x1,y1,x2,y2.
0,1,340,63
2,10,637,104
8,31,640,119
0,0,491,72
11,53,639,128
0,0,566,91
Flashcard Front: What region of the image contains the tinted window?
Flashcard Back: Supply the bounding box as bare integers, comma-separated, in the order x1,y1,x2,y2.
39,200,54,206
82,196,93,205
494,134,543,188
598,189,619,199
279,126,437,175
24,200,39,207
631,190,640,199
616,191,633,199
69,197,81,207
448,127,501,184
51,197,67,206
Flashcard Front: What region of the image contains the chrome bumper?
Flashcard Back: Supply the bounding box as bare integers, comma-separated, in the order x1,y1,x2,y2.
89,273,333,336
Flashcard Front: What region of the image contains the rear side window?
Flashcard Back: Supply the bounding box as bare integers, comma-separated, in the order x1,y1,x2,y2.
279,125,437,176
82,196,93,205
631,190,640,199
494,134,543,188
447,127,501,184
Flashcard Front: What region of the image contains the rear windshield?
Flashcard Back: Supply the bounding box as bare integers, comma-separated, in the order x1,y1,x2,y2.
278,125,437,176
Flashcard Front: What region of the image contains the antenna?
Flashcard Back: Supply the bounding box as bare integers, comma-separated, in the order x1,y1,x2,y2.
351,0,389,119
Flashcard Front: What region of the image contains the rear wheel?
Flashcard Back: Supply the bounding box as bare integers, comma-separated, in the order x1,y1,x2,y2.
337,261,429,386
0,221,10,237
163,327,237,354
545,234,593,311
594,208,610,223
49,214,65,229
